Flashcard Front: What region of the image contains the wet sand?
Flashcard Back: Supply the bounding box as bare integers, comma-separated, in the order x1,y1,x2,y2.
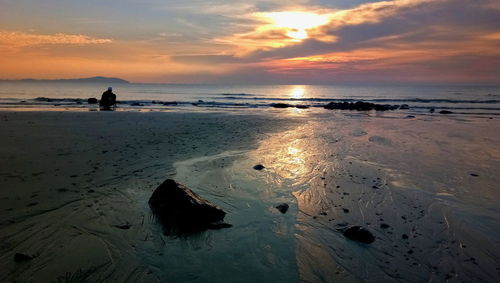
0,110,499,282
0,111,301,282
248,112,500,282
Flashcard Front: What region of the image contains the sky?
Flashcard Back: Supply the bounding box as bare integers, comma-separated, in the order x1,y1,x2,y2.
0,0,499,84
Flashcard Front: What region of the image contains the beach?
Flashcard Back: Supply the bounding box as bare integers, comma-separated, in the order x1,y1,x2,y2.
0,109,499,282
2,0,500,281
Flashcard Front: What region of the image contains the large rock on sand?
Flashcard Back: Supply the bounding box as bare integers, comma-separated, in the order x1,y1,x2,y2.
149,179,229,234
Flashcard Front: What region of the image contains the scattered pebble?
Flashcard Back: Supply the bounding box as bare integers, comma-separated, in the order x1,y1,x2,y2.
275,203,289,214
380,223,390,229
115,224,131,230
14,253,33,262
253,164,265,170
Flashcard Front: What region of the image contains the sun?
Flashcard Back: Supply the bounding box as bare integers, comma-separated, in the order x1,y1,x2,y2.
289,85,306,99
259,11,331,41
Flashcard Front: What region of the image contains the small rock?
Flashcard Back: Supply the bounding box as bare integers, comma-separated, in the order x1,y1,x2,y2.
115,224,131,230
439,110,453,114
470,173,479,177
87,98,98,104
324,101,398,111
400,104,410,109
343,208,350,213
271,103,292,108
253,164,265,170
162,101,178,106
342,226,375,244
207,222,233,229
430,108,435,113
380,223,390,229
276,203,289,214
14,253,33,262
402,234,409,239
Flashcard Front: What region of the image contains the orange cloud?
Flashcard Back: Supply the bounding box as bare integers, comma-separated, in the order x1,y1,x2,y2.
325,0,439,29
0,30,112,49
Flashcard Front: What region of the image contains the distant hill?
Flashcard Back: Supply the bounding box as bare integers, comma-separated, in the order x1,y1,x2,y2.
0,76,130,84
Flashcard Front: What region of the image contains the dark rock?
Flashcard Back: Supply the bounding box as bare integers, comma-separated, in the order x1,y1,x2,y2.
402,234,409,239
400,104,410,109
35,97,52,102
380,223,390,229
162,101,178,106
276,203,289,214
271,103,292,108
148,179,229,234
336,222,349,227
439,110,453,114
406,115,415,118
430,108,435,113
343,208,350,213
14,253,33,262
207,222,233,229
87,98,98,104
253,164,265,170
470,173,479,177
324,101,398,111
342,226,375,244
115,223,131,230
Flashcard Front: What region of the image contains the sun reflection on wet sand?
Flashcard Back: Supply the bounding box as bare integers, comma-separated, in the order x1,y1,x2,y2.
248,115,500,282
250,125,323,188
248,122,350,281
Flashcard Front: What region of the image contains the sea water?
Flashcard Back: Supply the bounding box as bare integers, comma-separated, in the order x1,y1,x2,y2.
0,82,499,115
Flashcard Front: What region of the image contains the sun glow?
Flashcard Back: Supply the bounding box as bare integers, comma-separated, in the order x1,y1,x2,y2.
290,85,306,99
259,11,331,40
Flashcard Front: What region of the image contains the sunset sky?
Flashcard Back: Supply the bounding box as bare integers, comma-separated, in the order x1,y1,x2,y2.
1,0,499,84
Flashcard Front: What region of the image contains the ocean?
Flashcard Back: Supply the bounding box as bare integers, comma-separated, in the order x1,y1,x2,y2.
1,82,499,115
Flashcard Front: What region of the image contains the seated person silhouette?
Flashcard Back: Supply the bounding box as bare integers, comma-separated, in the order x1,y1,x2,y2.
100,87,117,110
